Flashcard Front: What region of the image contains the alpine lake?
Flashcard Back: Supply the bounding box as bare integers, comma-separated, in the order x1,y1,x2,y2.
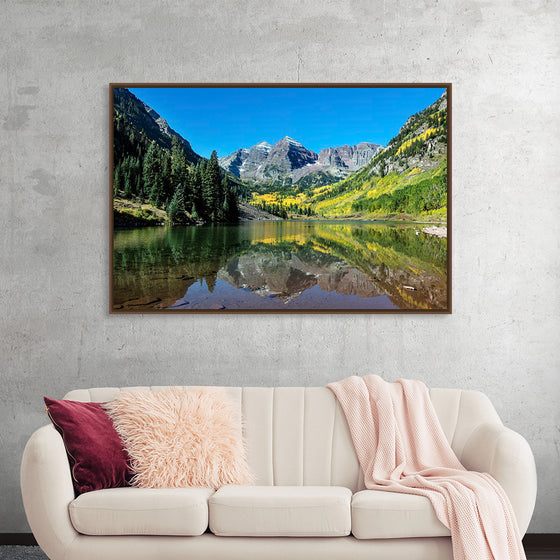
112,220,448,311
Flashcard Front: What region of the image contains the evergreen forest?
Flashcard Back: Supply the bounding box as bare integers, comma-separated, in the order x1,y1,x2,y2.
113,112,242,225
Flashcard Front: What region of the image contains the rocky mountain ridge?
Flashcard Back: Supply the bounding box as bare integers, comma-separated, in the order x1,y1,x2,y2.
219,136,383,186
318,142,383,171
113,88,201,165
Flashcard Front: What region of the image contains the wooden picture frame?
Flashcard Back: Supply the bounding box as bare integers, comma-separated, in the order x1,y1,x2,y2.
110,83,451,314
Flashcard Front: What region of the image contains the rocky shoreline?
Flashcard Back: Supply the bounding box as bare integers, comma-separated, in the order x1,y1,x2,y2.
422,226,447,238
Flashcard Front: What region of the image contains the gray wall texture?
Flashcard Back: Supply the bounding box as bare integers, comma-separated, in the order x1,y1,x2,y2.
1,0,559,534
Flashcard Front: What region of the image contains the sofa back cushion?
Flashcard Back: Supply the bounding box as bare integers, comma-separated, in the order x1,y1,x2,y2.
64,385,500,493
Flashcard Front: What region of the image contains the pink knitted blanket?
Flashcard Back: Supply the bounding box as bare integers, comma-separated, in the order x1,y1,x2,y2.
327,375,525,560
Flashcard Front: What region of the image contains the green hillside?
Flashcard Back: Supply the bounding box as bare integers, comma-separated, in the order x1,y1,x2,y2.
250,92,448,222
309,92,448,221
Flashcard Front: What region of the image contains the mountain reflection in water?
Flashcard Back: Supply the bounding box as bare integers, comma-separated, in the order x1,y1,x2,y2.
112,220,447,311
219,249,385,302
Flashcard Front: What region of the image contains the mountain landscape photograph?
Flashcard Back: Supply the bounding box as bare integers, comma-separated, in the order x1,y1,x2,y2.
111,84,450,312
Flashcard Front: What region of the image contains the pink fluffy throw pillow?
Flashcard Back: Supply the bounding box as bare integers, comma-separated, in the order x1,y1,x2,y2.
103,387,251,489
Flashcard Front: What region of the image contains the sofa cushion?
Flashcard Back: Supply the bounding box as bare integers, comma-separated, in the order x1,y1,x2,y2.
351,490,450,539
209,485,351,537
69,487,214,536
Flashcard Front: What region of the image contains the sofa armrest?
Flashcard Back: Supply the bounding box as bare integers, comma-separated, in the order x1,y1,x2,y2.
21,424,78,560
460,422,537,535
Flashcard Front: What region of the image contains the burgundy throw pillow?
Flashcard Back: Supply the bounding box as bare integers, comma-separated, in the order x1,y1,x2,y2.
44,397,131,495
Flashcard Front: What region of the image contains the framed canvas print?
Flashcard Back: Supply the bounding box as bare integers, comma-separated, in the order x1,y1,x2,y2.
110,83,451,313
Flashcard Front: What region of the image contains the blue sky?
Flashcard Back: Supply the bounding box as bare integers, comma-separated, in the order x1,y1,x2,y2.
129,86,446,158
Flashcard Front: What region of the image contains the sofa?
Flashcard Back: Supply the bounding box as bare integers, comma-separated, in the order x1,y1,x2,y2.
21,385,537,560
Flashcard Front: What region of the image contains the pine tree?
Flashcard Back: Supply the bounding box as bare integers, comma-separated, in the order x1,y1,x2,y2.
170,137,190,207
203,151,221,221
191,164,204,218
143,143,164,207
222,195,230,222
161,151,172,203
174,182,185,215
113,163,122,197
131,156,141,197
123,176,132,198
221,184,239,223
218,177,228,221
167,190,181,223
190,203,199,223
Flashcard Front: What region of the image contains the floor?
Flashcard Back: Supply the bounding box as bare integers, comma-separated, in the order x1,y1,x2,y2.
1,544,559,559
525,545,560,560
0,548,46,560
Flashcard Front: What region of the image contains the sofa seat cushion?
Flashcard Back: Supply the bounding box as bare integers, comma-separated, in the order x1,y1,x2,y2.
69,487,214,536
351,490,451,539
209,486,351,537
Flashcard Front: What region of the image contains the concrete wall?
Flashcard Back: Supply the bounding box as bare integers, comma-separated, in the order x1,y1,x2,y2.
1,0,558,533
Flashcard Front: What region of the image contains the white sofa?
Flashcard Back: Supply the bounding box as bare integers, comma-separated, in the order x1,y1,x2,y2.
21,386,537,560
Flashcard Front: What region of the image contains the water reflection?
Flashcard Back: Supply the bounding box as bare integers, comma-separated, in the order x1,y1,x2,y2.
113,221,447,310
